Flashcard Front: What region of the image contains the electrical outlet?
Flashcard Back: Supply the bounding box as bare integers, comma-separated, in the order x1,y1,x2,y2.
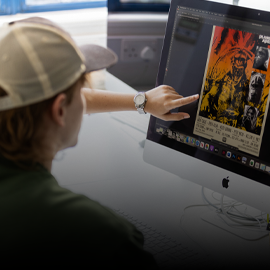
121,38,158,62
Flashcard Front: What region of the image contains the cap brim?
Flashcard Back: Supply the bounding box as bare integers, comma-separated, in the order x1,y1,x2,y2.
79,44,118,73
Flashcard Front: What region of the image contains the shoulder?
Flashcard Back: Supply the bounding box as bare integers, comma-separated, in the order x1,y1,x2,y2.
33,186,157,267
0,161,158,268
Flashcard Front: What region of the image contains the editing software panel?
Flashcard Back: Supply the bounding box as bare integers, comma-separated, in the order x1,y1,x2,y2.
155,5,270,177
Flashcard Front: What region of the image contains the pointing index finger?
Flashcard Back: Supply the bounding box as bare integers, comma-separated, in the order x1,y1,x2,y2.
170,94,199,109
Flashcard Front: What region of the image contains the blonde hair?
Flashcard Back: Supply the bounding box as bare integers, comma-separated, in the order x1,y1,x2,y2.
0,74,87,168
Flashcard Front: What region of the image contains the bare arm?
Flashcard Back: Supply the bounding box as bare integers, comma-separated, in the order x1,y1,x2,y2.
82,88,136,113
82,85,199,121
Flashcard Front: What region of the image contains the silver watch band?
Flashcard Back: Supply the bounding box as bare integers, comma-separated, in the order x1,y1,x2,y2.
134,92,147,114
137,107,147,114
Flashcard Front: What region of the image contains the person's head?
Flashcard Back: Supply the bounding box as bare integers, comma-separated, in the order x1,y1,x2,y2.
246,106,256,120
0,17,117,167
231,50,248,79
254,46,269,69
248,72,264,103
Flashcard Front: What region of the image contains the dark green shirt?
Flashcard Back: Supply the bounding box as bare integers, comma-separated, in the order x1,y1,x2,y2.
0,156,158,268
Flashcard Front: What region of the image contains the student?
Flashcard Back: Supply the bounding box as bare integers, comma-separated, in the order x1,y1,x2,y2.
0,17,199,266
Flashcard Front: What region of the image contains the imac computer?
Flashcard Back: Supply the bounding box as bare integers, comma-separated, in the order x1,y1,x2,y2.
143,0,270,214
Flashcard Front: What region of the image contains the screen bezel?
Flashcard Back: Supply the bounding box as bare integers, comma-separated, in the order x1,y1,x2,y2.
147,0,270,187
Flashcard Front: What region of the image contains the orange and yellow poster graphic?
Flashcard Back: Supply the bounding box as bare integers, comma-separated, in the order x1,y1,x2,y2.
194,26,270,156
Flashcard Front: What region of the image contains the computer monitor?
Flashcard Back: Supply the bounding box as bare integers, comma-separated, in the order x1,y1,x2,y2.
143,0,270,214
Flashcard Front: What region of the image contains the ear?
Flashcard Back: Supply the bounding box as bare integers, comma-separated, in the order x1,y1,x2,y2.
50,93,67,127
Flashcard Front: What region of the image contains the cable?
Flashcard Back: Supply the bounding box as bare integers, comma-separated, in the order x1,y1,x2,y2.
179,187,269,242
202,187,266,225
178,186,269,256
220,194,264,227
201,187,268,240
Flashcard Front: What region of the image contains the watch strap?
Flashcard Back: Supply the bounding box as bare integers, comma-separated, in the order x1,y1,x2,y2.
134,92,147,114
137,107,147,114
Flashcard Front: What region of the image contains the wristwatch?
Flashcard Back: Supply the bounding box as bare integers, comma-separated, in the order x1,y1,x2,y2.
134,92,147,114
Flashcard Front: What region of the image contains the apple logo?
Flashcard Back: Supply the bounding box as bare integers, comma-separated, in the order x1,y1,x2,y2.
222,177,229,189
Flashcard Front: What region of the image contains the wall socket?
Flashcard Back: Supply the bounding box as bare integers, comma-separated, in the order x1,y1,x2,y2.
121,38,158,62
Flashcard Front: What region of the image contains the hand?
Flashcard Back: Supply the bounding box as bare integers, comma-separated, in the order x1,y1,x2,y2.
144,85,199,121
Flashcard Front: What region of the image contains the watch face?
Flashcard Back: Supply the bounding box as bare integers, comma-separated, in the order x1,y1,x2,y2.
135,94,145,105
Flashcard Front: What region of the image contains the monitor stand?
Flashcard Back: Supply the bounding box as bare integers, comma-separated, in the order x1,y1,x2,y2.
200,198,269,240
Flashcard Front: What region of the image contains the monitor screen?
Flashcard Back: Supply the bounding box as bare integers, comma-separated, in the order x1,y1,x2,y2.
144,0,270,213
108,0,170,12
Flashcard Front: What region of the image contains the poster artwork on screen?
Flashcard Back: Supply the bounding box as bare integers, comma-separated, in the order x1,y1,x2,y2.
194,26,270,157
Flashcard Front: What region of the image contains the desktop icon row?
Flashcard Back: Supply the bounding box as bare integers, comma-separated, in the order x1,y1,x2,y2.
156,127,270,174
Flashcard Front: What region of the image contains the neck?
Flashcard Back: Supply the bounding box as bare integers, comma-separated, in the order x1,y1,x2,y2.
36,144,60,172
35,115,63,173
40,159,53,172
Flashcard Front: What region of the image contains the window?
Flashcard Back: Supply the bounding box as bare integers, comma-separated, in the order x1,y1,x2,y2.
0,1,11,15
0,0,106,15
